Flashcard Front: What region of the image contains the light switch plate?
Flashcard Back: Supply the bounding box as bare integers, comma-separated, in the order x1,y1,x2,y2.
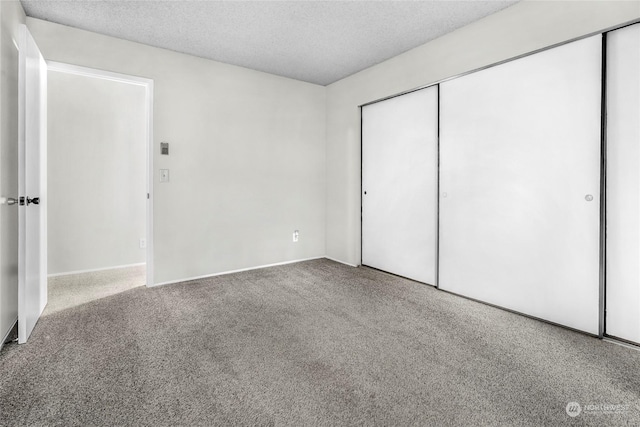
160,169,170,182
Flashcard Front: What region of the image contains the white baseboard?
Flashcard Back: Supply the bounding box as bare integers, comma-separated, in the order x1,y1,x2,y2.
0,318,17,352
324,256,359,268
151,256,326,287
48,262,146,278
47,256,357,287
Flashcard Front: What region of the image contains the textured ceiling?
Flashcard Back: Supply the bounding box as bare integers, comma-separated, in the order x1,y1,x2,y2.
21,0,519,86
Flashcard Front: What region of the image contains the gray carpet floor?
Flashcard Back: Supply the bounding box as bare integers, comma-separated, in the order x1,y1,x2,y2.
0,259,639,426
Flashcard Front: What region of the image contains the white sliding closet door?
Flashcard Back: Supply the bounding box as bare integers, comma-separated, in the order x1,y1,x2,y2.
362,86,438,284
606,24,640,344
440,36,602,334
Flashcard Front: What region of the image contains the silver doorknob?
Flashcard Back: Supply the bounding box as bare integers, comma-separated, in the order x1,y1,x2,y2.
6,197,18,205
585,194,594,202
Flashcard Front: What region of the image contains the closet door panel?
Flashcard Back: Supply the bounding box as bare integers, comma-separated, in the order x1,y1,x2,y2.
606,24,640,344
362,86,438,284
440,36,602,334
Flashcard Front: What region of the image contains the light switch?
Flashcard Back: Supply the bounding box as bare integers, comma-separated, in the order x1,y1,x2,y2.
160,169,170,183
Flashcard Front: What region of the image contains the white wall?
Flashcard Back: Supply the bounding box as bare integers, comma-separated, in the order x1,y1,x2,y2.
0,0,25,343
20,1,640,285
47,70,146,275
27,17,326,285
325,0,640,266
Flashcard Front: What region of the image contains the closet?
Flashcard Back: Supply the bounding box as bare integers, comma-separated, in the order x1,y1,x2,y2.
362,22,640,340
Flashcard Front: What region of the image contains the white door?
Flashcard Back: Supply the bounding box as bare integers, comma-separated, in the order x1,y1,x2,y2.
362,86,438,284
606,23,640,345
439,36,602,334
18,24,47,344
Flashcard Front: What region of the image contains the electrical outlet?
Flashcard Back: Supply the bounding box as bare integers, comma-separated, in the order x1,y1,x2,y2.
139,238,147,249
293,230,299,243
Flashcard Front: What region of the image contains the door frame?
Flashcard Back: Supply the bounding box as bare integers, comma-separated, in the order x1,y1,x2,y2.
46,61,155,286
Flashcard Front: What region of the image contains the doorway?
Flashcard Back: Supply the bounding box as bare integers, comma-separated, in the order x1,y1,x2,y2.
45,62,153,313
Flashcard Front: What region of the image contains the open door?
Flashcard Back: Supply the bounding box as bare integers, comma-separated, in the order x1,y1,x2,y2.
18,24,47,344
